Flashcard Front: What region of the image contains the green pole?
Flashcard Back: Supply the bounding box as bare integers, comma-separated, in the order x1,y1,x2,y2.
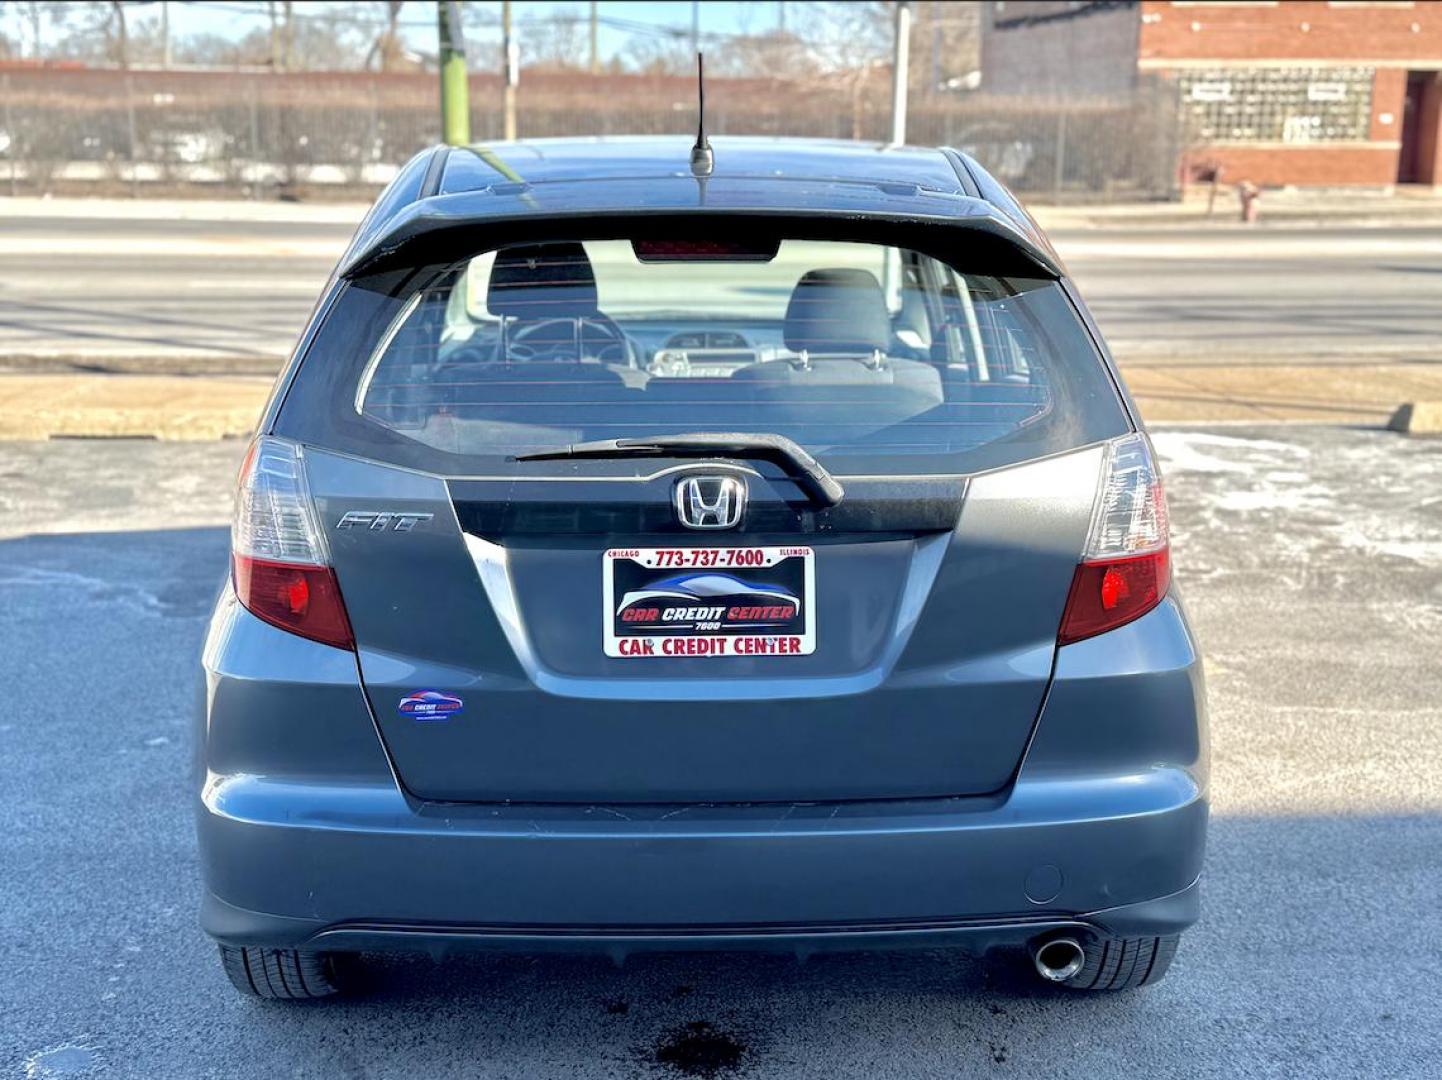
438,1,470,146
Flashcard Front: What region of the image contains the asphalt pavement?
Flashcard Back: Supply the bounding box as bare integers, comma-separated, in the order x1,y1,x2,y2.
1,204,1441,369
1,426,1439,1079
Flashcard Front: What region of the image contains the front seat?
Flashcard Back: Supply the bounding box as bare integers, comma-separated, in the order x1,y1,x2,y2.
781,267,893,363
486,242,630,366
735,267,937,390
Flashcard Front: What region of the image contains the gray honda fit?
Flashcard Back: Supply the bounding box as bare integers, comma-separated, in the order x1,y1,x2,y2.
197,136,1206,999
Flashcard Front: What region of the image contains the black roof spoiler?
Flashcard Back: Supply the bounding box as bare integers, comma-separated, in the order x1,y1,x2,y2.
339,190,1065,281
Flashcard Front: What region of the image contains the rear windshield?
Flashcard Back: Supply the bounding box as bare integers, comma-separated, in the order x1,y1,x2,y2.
280,234,1130,476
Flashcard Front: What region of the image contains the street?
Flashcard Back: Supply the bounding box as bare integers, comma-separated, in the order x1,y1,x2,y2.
2,207,1441,369
1063,226,1442,363
2,427,1439,1079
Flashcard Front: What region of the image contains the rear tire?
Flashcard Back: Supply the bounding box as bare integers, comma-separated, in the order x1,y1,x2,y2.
1058,935,1180,991
218,944,359,1000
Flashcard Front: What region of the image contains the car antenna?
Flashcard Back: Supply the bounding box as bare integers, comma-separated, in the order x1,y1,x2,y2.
690,52,714,178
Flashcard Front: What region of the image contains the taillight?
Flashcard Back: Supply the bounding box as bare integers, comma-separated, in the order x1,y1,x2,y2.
231,437,354,650
1058,433,1171,645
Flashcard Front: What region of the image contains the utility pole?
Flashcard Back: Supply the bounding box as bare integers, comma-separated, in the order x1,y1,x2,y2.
502,0,518,141
589,1,599,76
438,0,470,145
161,1,171,69
889,0,912,146
690,1,699,57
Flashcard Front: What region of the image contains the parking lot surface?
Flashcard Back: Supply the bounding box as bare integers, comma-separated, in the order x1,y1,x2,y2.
1,426,1439,1079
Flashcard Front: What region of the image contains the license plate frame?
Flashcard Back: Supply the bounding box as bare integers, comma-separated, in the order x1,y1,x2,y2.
603,546,815,659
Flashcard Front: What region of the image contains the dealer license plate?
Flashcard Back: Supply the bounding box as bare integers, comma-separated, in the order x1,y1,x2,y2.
603,546,815,659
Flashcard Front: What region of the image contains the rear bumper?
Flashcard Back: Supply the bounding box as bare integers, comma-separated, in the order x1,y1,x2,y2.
203,882,1200,959
198,768,1207,953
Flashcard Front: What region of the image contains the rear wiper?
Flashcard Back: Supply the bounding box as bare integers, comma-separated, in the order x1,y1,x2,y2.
512,432,845,508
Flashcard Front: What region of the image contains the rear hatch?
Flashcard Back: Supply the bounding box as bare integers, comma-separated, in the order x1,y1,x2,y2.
279,227,1131,804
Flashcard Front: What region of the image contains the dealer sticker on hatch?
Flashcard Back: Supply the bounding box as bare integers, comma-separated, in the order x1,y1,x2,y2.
603,546,815,658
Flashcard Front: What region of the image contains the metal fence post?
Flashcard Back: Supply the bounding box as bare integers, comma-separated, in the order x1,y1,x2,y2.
248,79,261,199
3,74,16,197
125,73,140,197
368,77,380,185
1052,108,1067,201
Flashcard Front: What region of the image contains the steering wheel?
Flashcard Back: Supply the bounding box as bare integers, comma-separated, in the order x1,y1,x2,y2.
432,316,634,376
508,316,632,365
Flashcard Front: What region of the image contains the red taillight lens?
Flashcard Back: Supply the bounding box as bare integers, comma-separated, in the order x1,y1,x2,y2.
1057,549,1170,645
232,554,354,651
231,436,354,651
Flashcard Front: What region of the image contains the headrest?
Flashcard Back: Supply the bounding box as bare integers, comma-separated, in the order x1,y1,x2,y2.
783,267,891,356
487,243,599,320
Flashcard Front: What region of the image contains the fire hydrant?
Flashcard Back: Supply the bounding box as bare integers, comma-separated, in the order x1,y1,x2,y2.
1238,180,1261,224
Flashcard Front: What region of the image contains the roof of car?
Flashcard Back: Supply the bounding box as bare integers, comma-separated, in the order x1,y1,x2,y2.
342,137,1060,279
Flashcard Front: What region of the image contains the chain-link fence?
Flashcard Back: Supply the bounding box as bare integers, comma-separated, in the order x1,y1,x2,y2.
0,67,1180,201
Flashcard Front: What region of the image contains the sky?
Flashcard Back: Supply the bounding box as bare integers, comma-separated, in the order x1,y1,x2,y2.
11,2,794,64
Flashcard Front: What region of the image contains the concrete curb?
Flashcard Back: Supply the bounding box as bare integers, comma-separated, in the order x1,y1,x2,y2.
1388,402,1442,437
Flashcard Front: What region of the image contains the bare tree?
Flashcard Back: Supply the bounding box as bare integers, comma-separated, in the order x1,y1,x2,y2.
795,2,891,72
268,1,282,69
37,2,124,66
366,0,409,72
622,32,693,77
520,4,588,72
175,31,257,68
706,29,814,80
109,0,128,68
282,0,295,71
794,1,892,138
912,0,982,96
22,1,51,59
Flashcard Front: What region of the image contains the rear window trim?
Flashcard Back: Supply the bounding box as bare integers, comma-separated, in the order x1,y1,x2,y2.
353,290,422,415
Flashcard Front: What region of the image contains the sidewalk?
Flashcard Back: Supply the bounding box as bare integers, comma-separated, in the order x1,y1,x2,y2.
3,362,1439,440
0,195,369,224
1032,186,1442,231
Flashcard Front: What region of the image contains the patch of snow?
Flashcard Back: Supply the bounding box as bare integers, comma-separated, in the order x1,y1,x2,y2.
1151,431,1306,476
1214,485,1336,513
24,1045,100,1080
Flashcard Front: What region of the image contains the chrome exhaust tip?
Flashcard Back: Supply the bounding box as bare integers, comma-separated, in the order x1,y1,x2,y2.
1033,937,1086,983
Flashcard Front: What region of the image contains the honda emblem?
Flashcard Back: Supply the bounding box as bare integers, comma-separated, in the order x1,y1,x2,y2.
674,475,746,530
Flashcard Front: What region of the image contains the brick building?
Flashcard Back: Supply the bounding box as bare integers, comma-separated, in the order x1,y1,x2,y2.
982,1,1442,188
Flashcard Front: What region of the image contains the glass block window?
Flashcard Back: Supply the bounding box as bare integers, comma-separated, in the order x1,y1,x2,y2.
1178,67,1374,142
